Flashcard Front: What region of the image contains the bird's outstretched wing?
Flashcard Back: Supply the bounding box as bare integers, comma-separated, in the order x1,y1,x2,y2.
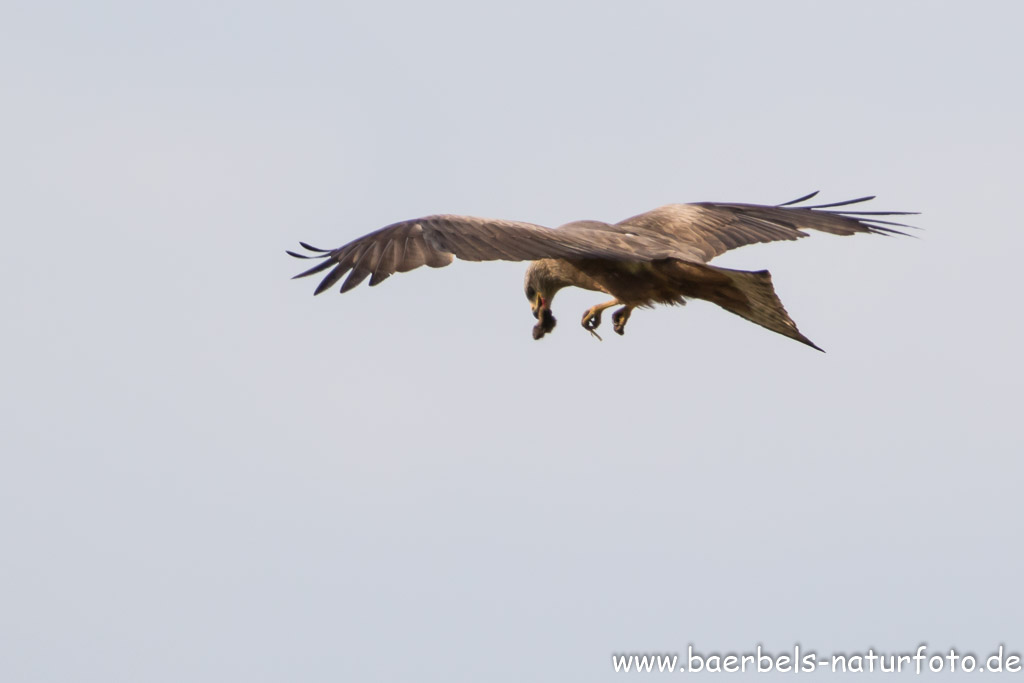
288,214,669,294
289,194,917,294
617,192,917,263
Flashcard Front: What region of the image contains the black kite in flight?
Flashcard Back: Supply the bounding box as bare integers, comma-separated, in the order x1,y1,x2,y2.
288,192,915,350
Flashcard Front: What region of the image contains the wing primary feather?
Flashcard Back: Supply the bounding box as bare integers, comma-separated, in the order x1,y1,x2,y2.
776,191,819,206
314,263,351,295
831,210,920,216
859,223,915,236
368,238,397,287
340,269,371,292
856,218,920,229
286,250,319,259
339,245,378,293
299,242,332,252
292,258,336,279
804,196,875,209
392,235,411,273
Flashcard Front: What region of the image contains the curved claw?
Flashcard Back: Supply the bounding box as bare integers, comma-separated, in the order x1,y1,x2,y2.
581,310,603,341
611,306,633,336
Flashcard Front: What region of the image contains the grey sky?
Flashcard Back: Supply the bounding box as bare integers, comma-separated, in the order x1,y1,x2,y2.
3,1,1022,680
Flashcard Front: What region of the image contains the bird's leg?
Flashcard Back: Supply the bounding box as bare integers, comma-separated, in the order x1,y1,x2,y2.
611,305,634,335
581,299,620,340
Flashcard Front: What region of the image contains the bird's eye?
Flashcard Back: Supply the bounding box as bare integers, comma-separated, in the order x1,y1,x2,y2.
526,286,536,301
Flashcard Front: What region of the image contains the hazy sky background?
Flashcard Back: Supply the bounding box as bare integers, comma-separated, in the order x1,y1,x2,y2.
3,1,1022,680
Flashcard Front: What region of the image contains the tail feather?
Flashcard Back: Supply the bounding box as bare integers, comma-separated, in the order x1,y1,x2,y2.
658,260,823,351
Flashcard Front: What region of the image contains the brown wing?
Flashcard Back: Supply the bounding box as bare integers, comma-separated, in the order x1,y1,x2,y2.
288,214,670,295
616,192,917,263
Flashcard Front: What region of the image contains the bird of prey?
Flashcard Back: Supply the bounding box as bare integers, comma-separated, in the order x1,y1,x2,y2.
288,192,915,350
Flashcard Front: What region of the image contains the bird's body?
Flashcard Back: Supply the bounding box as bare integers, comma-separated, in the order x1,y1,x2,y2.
289,192,916,350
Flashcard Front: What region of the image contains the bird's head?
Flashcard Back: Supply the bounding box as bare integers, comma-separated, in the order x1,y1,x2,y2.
524,261,566,340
